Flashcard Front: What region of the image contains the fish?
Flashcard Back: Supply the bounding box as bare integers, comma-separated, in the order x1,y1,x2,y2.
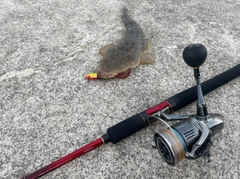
86,8,156,79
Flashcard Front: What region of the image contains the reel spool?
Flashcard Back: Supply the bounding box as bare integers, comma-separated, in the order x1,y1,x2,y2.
152,44,223,166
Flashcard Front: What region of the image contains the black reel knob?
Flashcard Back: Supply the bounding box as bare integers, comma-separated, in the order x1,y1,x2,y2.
183,44,207,68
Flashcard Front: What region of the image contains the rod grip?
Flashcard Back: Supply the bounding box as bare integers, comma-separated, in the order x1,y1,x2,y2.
106,112,148,144
167,64,240,111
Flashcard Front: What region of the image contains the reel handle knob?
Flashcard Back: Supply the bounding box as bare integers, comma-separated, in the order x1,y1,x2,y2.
183,44,207,68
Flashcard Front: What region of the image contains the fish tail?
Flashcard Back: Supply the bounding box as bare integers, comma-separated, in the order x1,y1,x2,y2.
121,7,138,29
122,7,128,14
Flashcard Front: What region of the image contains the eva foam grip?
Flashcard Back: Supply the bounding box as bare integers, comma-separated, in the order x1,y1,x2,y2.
167,64,240,111
106,112,148,144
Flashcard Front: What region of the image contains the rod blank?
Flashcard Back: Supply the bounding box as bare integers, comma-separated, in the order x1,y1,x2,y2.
22,64,240,179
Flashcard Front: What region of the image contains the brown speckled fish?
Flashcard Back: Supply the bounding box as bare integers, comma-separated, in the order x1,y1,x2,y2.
86,8,156,79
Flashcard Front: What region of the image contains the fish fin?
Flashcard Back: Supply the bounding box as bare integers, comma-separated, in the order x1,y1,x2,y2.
139,53,156,65
98,43,114,56
143,41,153,53
139,41,155,65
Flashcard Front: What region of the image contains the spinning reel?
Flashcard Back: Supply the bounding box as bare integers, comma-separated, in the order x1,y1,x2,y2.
152,44,224,165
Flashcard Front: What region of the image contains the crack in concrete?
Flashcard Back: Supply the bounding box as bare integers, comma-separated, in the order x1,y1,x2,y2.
0,46,86,83
0,68,42,82
52,46,86,66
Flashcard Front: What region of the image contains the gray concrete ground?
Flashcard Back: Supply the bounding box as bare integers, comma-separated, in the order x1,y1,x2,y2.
0,0,239,178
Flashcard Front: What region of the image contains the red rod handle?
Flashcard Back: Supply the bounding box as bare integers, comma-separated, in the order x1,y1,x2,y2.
146,101,171,115
22,138,104,179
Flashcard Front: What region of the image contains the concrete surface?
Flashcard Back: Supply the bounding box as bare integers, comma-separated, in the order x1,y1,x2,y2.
0,0,239,178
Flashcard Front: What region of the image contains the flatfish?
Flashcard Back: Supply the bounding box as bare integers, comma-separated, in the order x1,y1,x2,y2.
86,8,155,79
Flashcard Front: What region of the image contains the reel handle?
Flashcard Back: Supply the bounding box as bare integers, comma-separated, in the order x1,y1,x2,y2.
183,44,209,118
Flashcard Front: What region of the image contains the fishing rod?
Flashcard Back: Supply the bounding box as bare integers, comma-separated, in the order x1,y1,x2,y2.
22,44,240,179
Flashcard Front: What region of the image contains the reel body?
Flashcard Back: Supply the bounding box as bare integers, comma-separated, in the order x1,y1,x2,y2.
154,114,223,166
152,44,224,166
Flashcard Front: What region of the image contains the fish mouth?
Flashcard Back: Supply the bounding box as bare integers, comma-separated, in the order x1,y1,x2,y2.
114,69,131,78
97,71,118,79
86,69,132,80
97,69,131,79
